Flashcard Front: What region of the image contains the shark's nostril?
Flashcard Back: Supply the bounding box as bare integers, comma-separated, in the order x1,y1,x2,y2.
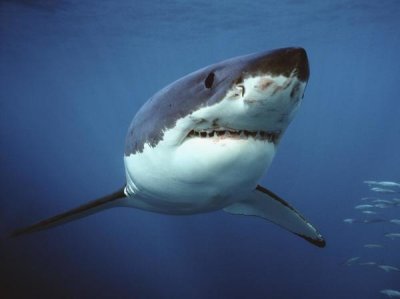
237,85,245,97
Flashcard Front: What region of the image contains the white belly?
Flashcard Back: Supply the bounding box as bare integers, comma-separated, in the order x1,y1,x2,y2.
124,136,275,214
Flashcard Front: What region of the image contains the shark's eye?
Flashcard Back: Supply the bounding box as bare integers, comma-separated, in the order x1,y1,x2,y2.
204,72,215,89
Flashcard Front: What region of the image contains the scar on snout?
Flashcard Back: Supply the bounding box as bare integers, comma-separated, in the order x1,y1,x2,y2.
257,78,274,90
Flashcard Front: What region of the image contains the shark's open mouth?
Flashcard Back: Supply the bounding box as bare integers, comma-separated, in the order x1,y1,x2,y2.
186,128,281,143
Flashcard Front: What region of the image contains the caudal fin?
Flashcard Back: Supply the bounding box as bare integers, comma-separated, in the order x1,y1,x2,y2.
10,186,127,238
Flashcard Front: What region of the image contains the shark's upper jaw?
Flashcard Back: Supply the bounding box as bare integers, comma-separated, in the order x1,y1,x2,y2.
186,128,281,143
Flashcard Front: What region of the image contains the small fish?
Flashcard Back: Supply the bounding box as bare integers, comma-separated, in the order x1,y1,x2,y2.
380,289,400,298
385,233,400,239
377,181,400,188
382,182,400,187
371,187,396,193
343,256,360,265
365,181,400,188
360,196,379,201
363,244,383,248
378,265,400,272
343,218,360,224
363,218,386,224
375,203,393,209
359,261,376,266
362,210,377,215
372,199,394,204
354,204,374,209
390,219,400,225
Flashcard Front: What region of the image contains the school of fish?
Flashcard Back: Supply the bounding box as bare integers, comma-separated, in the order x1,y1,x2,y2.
343,180,400,297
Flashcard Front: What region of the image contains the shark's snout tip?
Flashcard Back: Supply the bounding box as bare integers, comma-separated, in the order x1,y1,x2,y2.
246,46,309,82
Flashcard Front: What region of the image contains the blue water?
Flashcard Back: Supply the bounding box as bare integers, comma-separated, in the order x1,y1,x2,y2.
1,1,400,298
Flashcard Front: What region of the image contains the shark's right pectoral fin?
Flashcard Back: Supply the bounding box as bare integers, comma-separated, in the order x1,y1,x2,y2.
10,186,127,238
224,185,326,248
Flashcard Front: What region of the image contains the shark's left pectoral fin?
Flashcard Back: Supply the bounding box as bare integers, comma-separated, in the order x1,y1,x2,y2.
224,185,326,248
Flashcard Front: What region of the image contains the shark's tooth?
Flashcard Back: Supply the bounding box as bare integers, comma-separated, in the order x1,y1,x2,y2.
249,131,257,138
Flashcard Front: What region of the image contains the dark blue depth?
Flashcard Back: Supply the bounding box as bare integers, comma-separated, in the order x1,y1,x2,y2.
1,1,400,298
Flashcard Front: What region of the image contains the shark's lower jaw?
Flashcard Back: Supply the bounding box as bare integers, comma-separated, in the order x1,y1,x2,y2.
124,121,277,210
186,128,281,143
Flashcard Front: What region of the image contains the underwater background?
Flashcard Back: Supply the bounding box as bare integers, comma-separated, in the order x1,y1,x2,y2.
1,0,400,298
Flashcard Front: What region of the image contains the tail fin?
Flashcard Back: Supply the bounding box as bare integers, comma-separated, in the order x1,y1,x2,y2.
10,186,127,238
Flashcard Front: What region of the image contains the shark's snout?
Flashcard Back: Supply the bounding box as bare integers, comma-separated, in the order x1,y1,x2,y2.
244,47,309,82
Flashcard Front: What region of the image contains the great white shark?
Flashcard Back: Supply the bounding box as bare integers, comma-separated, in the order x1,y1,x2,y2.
12,47,326,247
